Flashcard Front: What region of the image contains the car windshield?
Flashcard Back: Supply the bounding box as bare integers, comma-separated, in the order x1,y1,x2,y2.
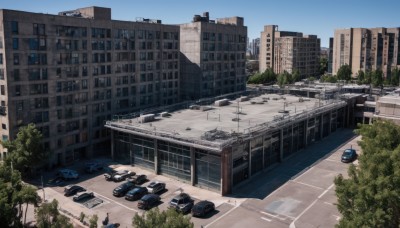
171,199,179,204
343,150,353,155
148,182,156,187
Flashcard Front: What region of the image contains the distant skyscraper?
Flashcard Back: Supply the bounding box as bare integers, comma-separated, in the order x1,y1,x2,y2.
260,25,320,78
328,37,334,74
251,38,260,60
332,27,400,77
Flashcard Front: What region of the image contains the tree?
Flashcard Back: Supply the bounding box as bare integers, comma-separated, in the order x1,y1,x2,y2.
319,58,328,75
336,64,352,81
292,69,300,83
0,163,40,228
247,68,277,84
356,70,365,85
35,199,73,228
1,123,49,177
390,67,399,86
89,214,98,228
320,74,337,83
371,69,384,88
132,208,194,228
334,120,400,227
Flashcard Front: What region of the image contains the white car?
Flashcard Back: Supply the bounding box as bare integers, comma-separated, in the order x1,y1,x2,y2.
113,170,135,182
73,191,94,202
57,169,79,180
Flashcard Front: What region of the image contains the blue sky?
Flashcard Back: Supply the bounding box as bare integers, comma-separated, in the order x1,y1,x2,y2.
2,0,399,47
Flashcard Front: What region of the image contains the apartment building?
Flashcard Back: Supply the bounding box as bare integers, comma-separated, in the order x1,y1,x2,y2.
179,12,247,100
332,27,400,77
259,25,320,78
0,6,180,165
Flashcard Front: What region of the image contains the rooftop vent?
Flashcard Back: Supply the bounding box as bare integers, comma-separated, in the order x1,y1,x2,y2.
138,114,155,123
214,99,229,107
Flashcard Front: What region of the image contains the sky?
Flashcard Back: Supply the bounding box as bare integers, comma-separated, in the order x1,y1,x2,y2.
2,0,399,47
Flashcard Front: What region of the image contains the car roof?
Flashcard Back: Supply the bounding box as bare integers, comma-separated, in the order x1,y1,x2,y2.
75,191,89,196
196,200,212,206
142,194,158,200
173,193,189,200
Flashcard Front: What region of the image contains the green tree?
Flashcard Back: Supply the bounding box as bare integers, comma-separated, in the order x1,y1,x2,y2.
319,58,328,75
356,70,365,85
292,69,300,83
320,75,337,83
371,69,384,88
35,199,73,228
247,68,277,84
364,70,372,84
336,64,352,81
132,208,194,228
334,120,400,227
89,214,98,228
0,163,40,228
390,67,399,86
1,123,49,176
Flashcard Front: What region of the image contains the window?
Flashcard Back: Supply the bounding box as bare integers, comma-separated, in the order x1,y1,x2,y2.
0,85,4,95
11,21,18,34
13,38,18,50
1,124,5,130
33,23,45,35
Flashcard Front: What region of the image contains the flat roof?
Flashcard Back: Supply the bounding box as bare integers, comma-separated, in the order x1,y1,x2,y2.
106,94,346,151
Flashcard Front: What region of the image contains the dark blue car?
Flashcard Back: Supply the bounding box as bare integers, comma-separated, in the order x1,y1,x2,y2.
341,149,357,163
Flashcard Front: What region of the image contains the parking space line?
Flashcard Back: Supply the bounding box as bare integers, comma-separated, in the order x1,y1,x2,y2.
324,201,334,206
261,217,272,222
291,180,323,190
94,192,138,213
204,205,239,228
318,184,334,199
260,211,294,220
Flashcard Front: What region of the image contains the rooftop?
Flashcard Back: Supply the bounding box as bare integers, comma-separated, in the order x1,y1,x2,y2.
106,94,346,151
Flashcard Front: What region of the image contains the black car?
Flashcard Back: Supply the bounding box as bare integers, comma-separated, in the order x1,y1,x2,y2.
125,187,148,201
168,193,194,214
191,200,215,217
138,194,161,210
341,148,357,163
113,182,135,197
64,185,86,197
128,174,147,185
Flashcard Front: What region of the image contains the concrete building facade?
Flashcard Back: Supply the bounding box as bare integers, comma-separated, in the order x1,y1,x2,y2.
260,25,321,78
332,27,400,78
106,93,349,195
179,12,247,100
0,7,180,164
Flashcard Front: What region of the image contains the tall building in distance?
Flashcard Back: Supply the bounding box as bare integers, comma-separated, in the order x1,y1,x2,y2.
332,27,400,77
247,38,260,60
328,37,334,74
0,6,180,164
179,12,247,100
259,25,320,78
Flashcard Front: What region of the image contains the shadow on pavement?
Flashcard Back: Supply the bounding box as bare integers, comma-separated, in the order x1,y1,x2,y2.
230,128,357,200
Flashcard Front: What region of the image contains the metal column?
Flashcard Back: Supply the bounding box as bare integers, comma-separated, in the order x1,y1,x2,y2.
154,139,159,174
190,147,195,186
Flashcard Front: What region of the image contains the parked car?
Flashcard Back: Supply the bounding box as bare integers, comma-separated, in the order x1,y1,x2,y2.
191,200,215,217
56,169,79,180
168,193,194,214
113,181,136,197
138,194,161,210
114,170,135,182
73,191,94,202
128,174,147,185
125,187,148,201
85,162,103,173
103,168,117,181
64,185,86,197
341,148,357,163
146,181,166,194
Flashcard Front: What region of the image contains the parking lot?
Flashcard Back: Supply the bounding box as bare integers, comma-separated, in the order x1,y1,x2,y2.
34,128,358,228
40,161,240,227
